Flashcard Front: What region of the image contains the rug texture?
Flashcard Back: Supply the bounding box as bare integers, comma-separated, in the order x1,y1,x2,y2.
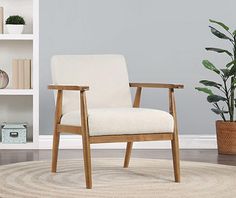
0,158,235,198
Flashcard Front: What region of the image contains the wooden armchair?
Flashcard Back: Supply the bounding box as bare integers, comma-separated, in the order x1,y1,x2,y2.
48,55,184,189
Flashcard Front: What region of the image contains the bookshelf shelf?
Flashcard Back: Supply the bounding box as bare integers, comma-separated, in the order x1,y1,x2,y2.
0,0,39,149
0,142,35,149
0,89,34,95
0,34,34,40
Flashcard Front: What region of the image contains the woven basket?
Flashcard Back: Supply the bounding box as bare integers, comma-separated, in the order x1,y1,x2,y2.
216,120,236,154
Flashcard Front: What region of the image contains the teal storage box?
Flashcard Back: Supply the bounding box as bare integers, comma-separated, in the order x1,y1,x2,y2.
1,123,27,144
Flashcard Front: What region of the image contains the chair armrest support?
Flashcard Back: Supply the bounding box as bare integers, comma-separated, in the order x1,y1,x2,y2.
48,85,89,91
130,84,182,137
129,83,184,89
48,84,90,137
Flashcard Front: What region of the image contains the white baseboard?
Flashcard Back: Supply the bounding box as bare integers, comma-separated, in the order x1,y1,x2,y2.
39,135,217,149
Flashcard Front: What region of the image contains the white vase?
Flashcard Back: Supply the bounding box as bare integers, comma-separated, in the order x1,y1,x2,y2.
6,24,24,34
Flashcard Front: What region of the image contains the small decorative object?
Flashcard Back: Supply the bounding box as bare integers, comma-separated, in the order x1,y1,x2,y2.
5,15,25,34
0,69,9,89
195,19,236,154
1,123,27,144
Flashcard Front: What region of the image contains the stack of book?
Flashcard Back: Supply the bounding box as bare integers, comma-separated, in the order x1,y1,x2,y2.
0,7,3,34
12,59,32,89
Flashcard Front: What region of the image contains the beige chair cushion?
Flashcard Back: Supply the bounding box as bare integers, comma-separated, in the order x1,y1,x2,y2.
60,108,174,136
51,55,132,114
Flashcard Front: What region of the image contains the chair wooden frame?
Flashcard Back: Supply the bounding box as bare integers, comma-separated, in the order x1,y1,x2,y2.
48,82,184,189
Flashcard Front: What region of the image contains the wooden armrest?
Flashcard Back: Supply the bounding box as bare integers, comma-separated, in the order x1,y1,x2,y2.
129,83,184,89
48,85,89,91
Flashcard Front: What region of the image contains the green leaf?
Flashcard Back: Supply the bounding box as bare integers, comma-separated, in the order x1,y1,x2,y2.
209,19,229,31
195,87,213,95
205,47,232,57
199,80,221,88
229,65,236,76
233,30,236,36
209,26,233,41
207,95,227,103
211,108,228,114
226,60,236,68
202,60,220,74
220,68,231,77
231,79,236,90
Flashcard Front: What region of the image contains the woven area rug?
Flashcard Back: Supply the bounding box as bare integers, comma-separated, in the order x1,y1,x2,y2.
0,158,235,198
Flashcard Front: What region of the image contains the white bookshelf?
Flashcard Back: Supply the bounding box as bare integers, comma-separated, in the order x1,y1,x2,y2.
0,0,39,149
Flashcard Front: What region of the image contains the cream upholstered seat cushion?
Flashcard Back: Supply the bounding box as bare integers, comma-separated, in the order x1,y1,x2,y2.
60,108,174,136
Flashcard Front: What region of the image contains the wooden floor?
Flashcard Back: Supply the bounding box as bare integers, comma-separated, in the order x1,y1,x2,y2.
0,149,236,166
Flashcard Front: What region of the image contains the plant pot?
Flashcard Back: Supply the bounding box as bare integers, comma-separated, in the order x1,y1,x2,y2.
6,24,24,34
216,120,236,154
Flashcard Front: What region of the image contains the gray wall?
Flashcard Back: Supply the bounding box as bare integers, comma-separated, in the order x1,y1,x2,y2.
39,0,236,135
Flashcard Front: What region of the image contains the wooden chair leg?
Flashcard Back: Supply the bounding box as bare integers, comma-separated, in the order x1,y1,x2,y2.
171,137,180,182
82,135,92,189
51,129,60,173
124,142,133,168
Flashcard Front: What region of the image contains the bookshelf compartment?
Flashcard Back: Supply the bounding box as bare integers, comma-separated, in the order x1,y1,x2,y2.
0,95,33,143
0,0,33,34
0,40,33,89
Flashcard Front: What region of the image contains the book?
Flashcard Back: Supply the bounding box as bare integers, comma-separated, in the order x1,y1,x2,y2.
12,59,32,89
0,7,3,34
24,59,31,89
12,59,19,89
18,60,24,89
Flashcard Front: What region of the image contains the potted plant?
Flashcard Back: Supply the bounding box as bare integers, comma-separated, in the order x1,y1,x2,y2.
5,15,25,34
196,19,236,154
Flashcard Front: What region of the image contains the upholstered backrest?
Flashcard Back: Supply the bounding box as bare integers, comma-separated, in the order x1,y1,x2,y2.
51,55,132,114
